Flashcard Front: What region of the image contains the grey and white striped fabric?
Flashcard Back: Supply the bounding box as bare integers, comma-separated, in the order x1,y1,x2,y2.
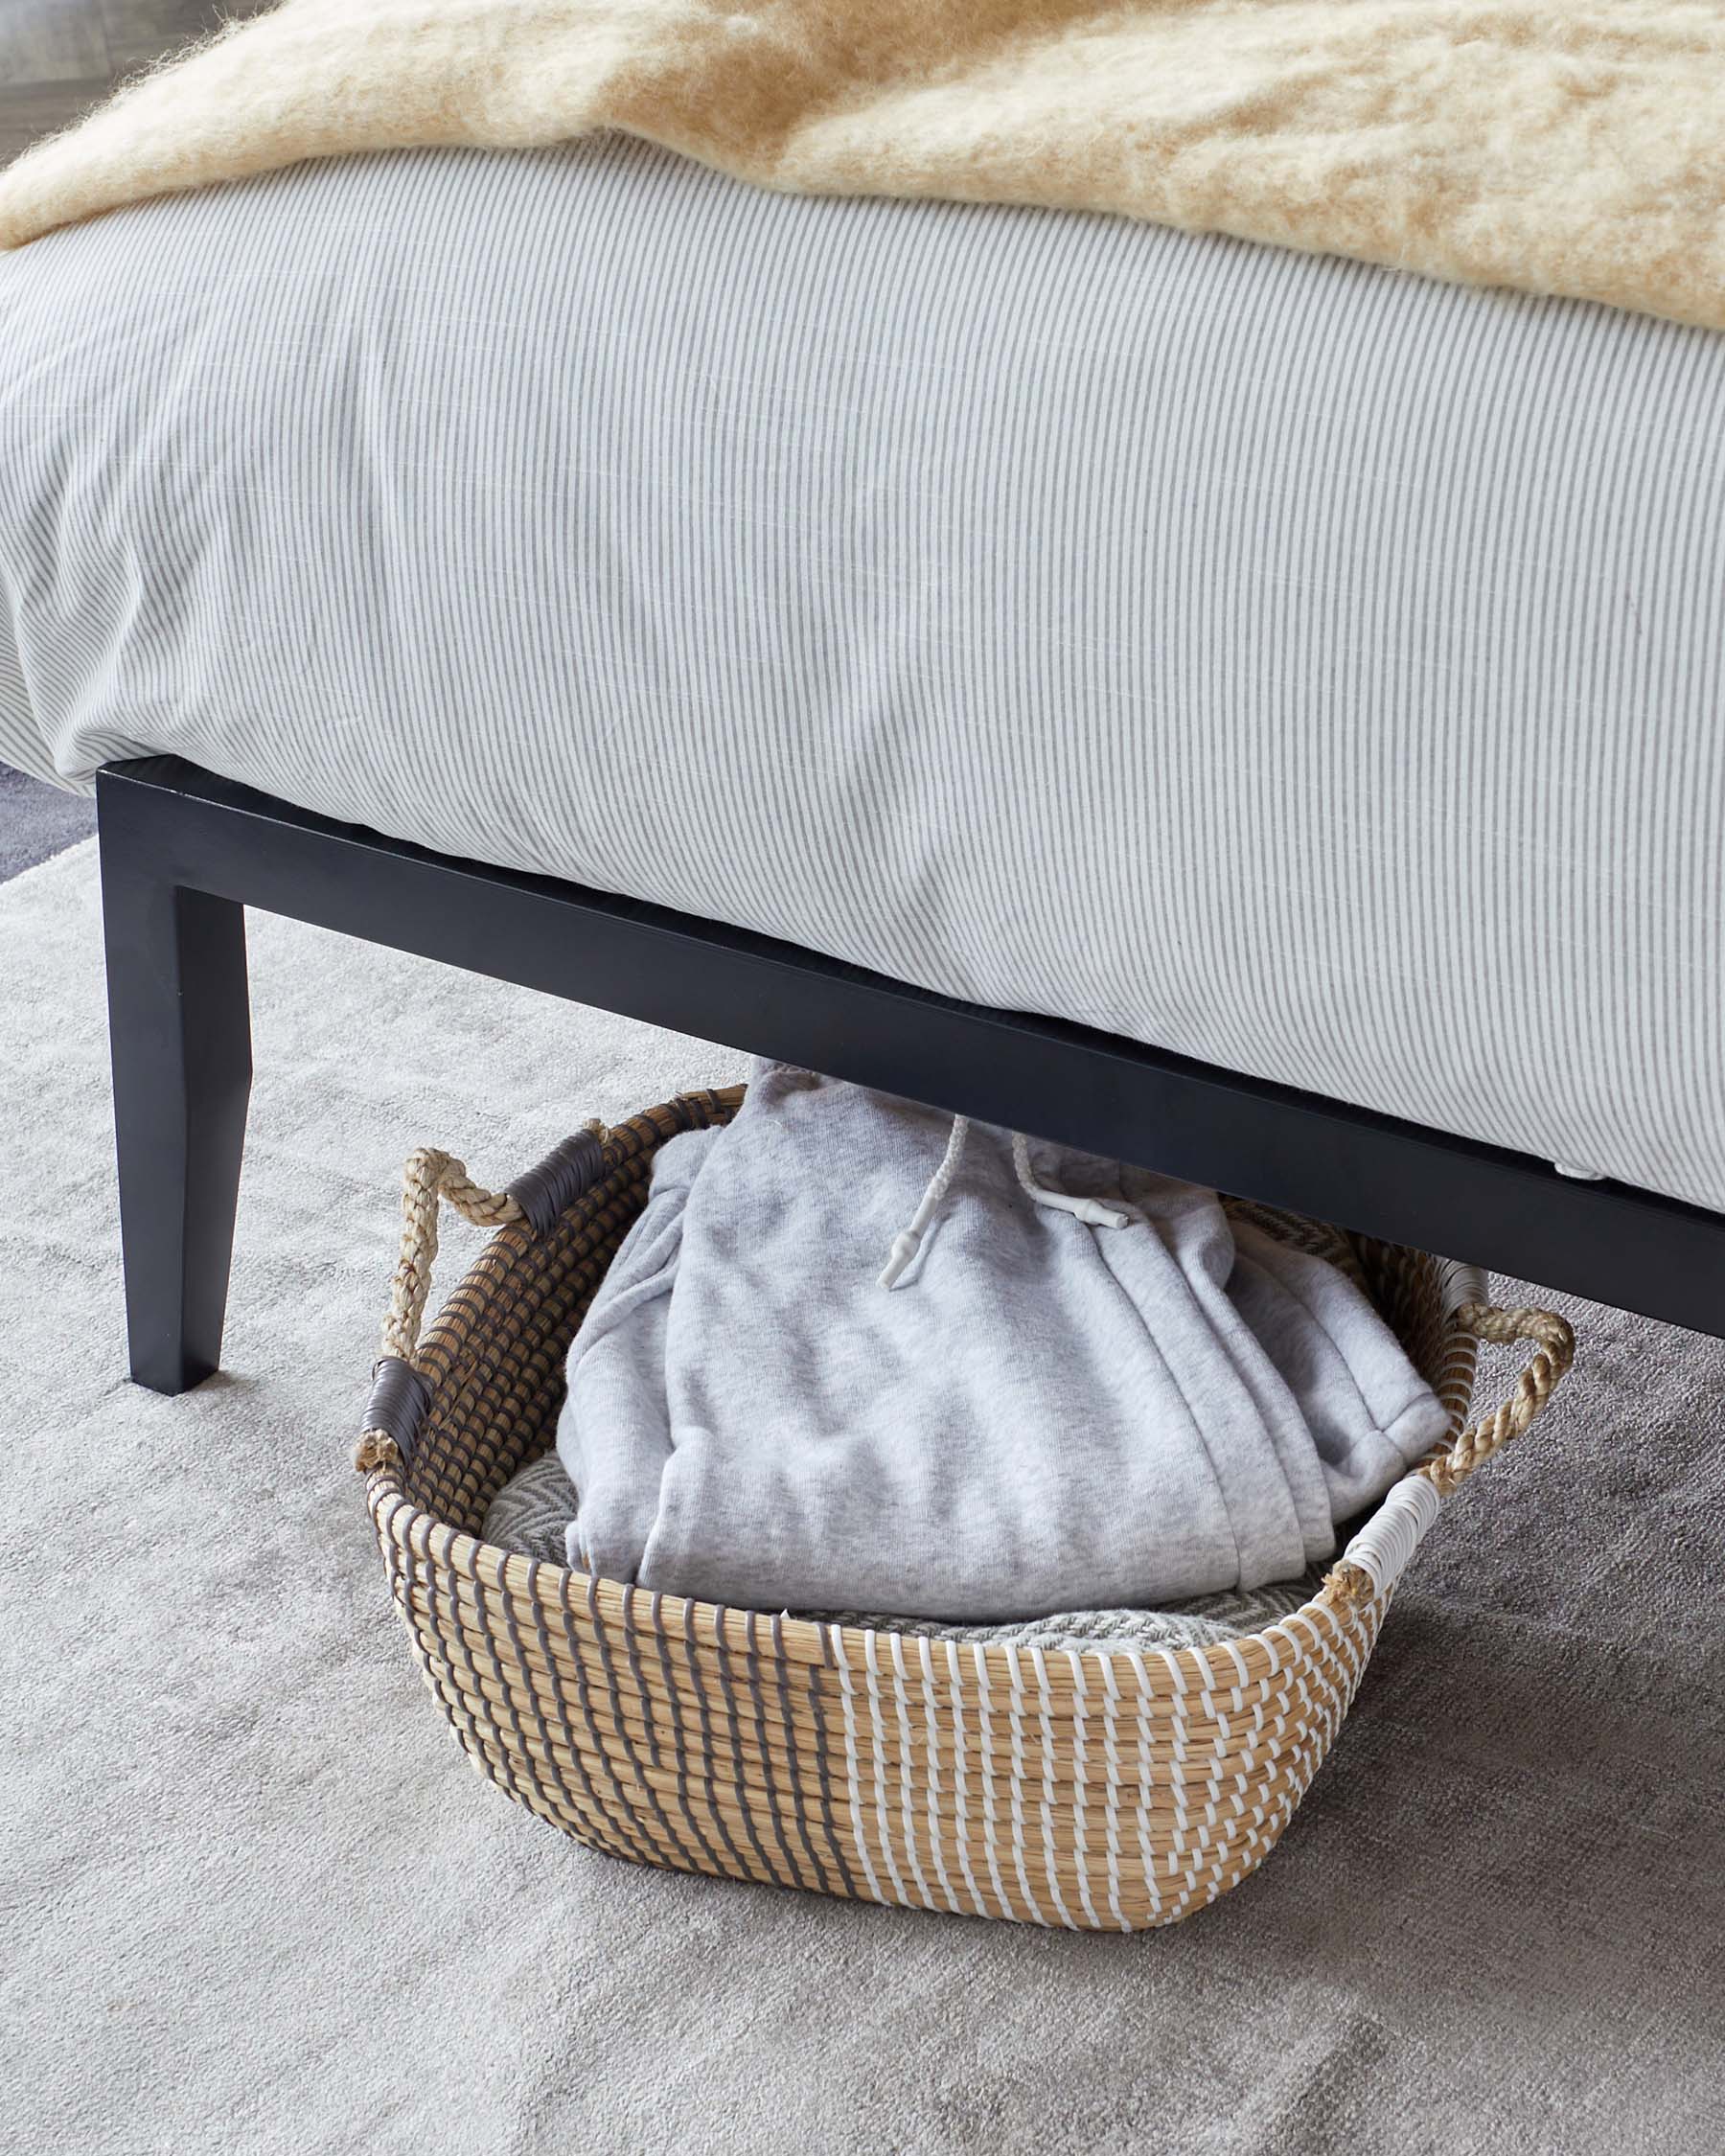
3,136,1723,1209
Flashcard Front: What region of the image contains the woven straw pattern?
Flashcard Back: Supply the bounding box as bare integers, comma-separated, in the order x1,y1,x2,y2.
357,1089,1572,1930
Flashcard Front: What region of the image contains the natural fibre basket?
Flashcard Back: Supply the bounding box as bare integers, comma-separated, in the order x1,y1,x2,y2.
355,1086,1575,1932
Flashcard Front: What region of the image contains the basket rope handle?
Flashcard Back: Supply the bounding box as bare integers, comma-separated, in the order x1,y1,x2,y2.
358,1135,605,1475
375,1119,613,1365
1326,1296,1575,1605
1427,1299,1576,1494
380,1146,527,1365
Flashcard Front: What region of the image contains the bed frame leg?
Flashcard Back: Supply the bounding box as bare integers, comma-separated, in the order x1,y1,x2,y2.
99,805,252,1394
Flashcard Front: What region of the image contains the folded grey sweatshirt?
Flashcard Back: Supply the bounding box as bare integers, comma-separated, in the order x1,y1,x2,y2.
482,1450,1331,1658
557,1067,1450,1621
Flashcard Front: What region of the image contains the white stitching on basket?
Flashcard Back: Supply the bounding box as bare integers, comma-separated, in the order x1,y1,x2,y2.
1027,1648,1075,1930
1063,1651,1101,1929
1002,1650,1048,1927
861,1632,910,1908
910,1635,959,1915
885,1632,935,1912
828,1626,885,1907
969,1641,1014,1922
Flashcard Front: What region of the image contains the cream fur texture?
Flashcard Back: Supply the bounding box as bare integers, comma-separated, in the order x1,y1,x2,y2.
2,1,1724,329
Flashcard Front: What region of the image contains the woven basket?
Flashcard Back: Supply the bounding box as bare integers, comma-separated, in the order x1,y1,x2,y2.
355,1086,1574,1931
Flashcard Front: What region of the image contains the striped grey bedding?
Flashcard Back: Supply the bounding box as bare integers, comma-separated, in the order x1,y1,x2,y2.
2,136,1723,1213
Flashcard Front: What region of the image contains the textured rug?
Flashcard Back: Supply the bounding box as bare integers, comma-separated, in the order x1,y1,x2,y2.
0,762,93,880
2,838,1722,2156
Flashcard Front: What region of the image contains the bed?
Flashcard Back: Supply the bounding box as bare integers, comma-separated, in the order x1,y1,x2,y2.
4,134,1723,1378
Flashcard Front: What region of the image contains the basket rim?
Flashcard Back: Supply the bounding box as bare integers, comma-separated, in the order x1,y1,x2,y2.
366,1472,1398,1699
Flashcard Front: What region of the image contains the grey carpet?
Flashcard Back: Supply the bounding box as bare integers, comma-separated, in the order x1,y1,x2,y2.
2,839,1721,2156
0,763,94,881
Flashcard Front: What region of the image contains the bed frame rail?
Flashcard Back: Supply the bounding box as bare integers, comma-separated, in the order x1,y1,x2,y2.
97,756,1725,1390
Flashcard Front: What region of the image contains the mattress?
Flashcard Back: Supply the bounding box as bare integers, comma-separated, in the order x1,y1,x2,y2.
3,137,1723,1213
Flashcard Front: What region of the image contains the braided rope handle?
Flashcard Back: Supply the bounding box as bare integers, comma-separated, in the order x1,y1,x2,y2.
1423,1299,1576,1494
379,1122,613,1364
380,1147,527,1364
1325,1296,1576,1606
354,1151,527,1473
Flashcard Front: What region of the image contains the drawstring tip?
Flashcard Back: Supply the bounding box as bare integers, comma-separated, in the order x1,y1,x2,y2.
1010,1130,1131,1230
1068,1197,1132,1229
879,1229,921,1290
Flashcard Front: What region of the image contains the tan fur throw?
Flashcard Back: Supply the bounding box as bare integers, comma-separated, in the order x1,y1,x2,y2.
2,0,1724,332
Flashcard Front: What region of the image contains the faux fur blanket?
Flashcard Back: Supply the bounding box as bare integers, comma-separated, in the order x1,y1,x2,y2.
2,1,1723,333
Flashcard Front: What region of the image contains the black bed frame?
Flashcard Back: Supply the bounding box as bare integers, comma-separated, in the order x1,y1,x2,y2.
97,755,1725,1393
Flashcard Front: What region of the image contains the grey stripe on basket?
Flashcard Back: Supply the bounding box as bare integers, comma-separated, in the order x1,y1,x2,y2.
555,1572,652,1863
742,1608,807,1893
520,1559,629,1860
467,1547,564,1832
641,1589,727,1879
492,1556,591,1839
436,1522,525,1804
769,1611,836,1897
804,1632,858,1901
706,1606,794,1892
677,1595,753,1885
408,1511,511,1800
581,1573,702,1876
621,1582,728,1881
3,135,1725,1213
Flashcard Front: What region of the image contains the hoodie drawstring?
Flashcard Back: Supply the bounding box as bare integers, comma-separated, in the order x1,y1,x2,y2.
1010,1131,1132,1229
880,1118,1129,1291
879,1115,972,1288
